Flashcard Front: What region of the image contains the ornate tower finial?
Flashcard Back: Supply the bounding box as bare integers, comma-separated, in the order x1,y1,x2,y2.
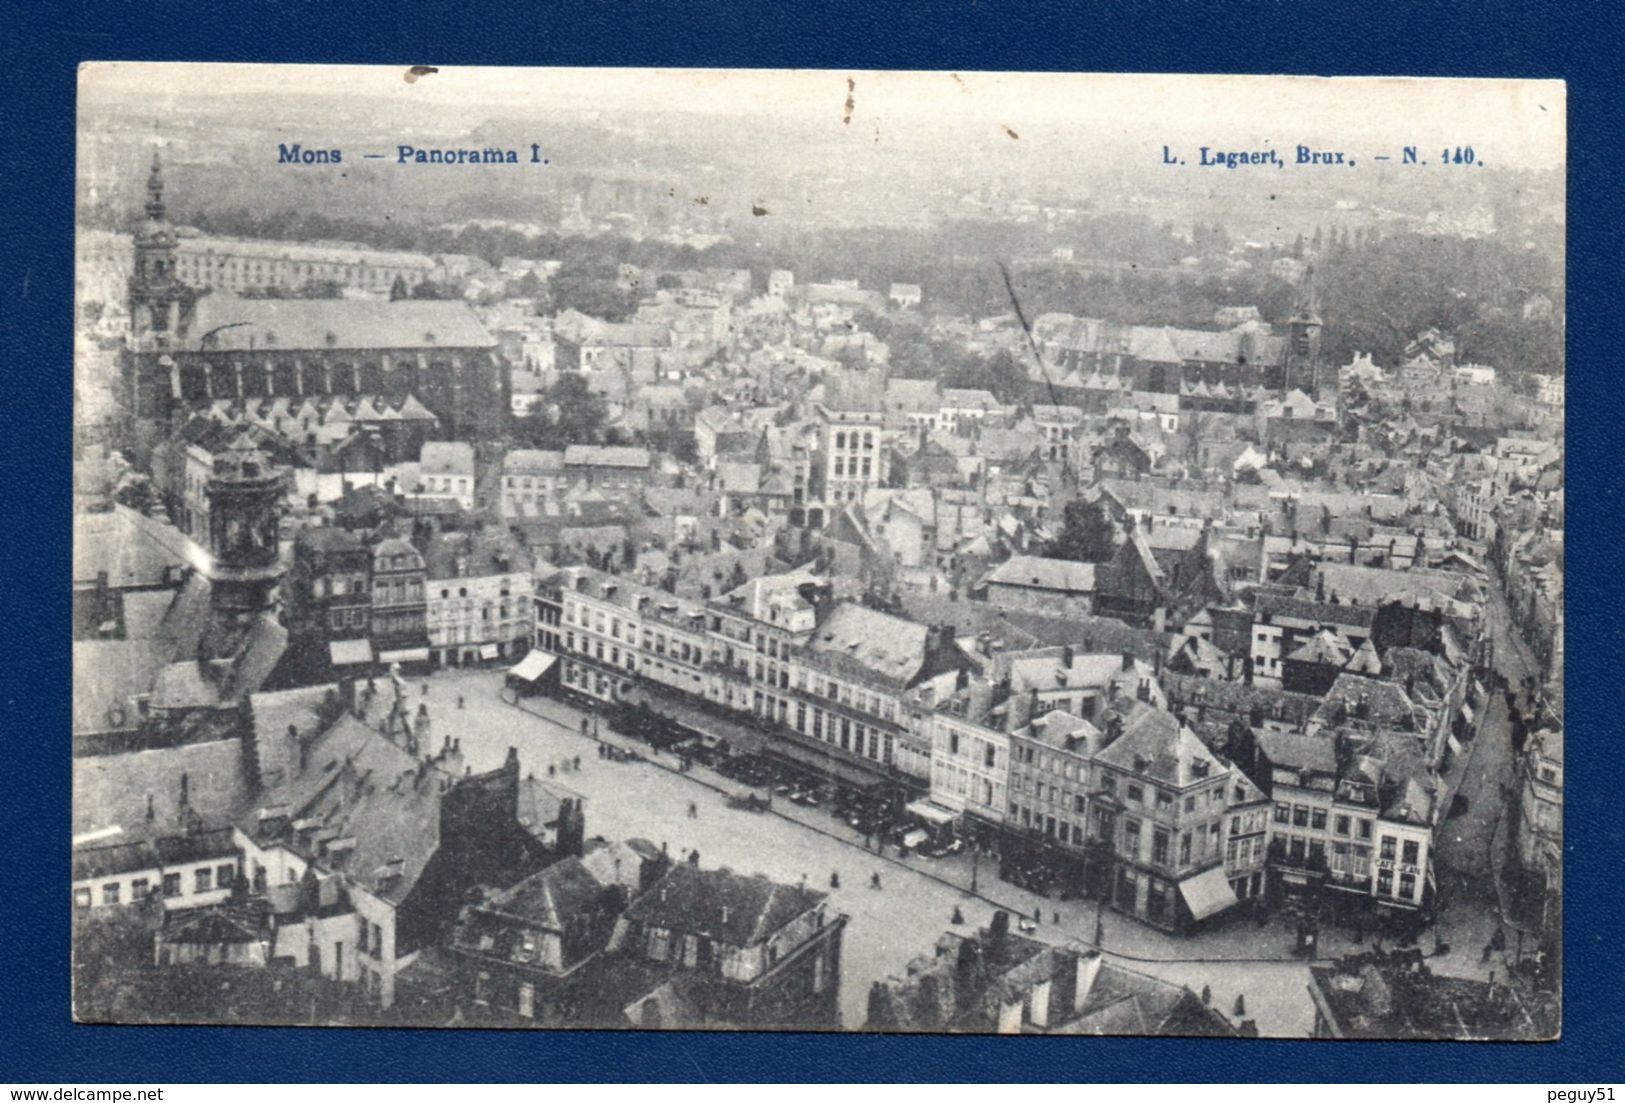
145,151,166,222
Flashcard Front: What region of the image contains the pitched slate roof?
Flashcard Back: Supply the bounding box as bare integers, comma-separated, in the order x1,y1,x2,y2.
187,294,496,352
158,905,271,946
1062,958,1237,1037
503,449,566,475
984,555,1097,594
564,445,652,469
623,864,823,948
1257,730,1340,775
806,602,934,688
484,855,614,932
1315,673,1422,731
245,703,448,906
74,505,195,588
419,441,474,477
1095,709,1227,787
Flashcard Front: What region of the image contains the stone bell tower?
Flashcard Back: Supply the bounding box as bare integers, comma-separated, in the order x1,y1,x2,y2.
205,438,286,622
127,151,191,351
1285,259,1325,397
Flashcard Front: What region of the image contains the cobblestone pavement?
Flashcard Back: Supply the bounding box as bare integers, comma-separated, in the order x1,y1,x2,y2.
415,667,1534,1032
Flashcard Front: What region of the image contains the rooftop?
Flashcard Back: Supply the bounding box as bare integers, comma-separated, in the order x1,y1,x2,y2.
623,863,824,948
185,294,496,352
1095,708,1228,788
984,555,1097,595
1308,953,1555,1040
806,602,935,688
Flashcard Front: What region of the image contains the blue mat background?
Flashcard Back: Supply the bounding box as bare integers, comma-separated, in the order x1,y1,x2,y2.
4,0,1616,1082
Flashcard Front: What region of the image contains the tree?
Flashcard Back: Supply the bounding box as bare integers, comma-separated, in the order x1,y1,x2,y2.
515,269,544,300
113,477,159,516
409,278,459,301
550,266,635,320
513,373,608,450
984,349,1030,404
1048,497,1118,563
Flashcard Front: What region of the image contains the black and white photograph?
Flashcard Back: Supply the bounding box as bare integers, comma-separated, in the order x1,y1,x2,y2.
71,63,1563,1038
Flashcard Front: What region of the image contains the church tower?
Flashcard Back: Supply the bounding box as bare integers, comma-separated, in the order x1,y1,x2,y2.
127,152,190,350
1284,259,1324,396
204,438,285,622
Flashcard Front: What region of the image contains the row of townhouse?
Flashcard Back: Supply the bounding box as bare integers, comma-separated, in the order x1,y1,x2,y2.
535,563,967,790
922,667,1441,931
532,562,1447,935
221,686,570,1009
289,522,537,674
1247,729,1439,918
73,822,241,914
913,660,1254,933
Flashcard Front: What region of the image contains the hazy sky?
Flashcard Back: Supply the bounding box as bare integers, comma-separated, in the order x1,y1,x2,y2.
80,63,1565,170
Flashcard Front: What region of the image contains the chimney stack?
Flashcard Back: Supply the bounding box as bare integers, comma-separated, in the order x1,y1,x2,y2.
968,677,995,723
1074,950,1104,1012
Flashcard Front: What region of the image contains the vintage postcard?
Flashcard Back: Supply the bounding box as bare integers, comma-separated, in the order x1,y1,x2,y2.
72,64,1562,1037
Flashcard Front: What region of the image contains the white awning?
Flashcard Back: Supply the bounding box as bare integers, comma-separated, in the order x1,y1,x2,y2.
479,642,500,660
329,639,373,666
509,651,555,682
1179,865,1240,922
905,799,960,827
379,647,431,664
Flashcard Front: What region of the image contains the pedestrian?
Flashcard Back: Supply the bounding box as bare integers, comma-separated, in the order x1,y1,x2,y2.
573,755,581,771
548,764,556,777
457,695,465,710
870,872,881,890
951,906,965,925
830,871,841,889
422,681,429,696
688,801,698,819
1035,906,1042,924
1053,911,1060,925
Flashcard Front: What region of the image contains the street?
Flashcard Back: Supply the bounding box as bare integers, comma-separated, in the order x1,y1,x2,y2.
400,669,1496,1035
1428,563,1544,974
